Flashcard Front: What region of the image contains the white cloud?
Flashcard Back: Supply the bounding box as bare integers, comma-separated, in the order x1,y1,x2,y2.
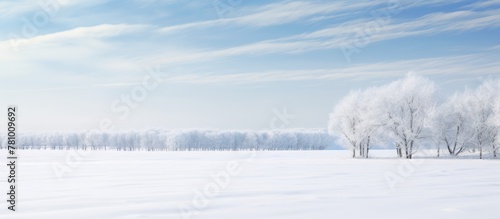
12,23,150,45
151,8,500,66
0,24,151,61
158,1,380,34
129,53,500,85
0,82,139,94
1,0,498,87
6,1,494,69
465,0,500,9
157,0,464,34
0,24,154,83
0,0,109,19
3,53,496,93
0,1,37,19
294,9,500,42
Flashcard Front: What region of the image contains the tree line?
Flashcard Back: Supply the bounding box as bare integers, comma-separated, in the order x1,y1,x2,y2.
0,129,334,151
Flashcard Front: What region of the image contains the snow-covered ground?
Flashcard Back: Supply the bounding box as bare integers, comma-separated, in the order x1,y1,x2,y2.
1,150,499,219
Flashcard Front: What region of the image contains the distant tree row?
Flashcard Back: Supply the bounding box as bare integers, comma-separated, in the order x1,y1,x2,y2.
0,129,334,151
329,74,500,159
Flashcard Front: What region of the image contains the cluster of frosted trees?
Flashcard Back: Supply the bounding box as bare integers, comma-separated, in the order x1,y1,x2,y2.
329,74,500,159
0,129,334,151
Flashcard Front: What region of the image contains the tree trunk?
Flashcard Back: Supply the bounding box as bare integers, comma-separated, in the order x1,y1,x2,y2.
405,143,410,159
365,137,370,158
396,143,402,158
409,141,414,159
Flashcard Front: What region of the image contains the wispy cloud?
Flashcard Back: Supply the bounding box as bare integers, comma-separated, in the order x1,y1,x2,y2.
6,1,497,68
0,0,110,19
465,0,500,9
157,0,464,34
0,1,37,19
292,9,500,44
157,53,500,85
7,53,493,91
150,7,500,65
1,1,498,87
158,1,379,34
20,23,149,44
0,24,151,61
0,81,140,94
5,6,498,78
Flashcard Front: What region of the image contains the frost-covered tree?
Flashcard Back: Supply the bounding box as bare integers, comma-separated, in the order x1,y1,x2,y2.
376,74,437,159
359,87,385,158
329,91,365,158
494,96,500,154
329,89,380,158
84,130,103,150
140,130,159,151
469,79,500,158
433,91,475,156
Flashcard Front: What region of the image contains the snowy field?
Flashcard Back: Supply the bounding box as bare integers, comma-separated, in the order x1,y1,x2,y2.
1,150,499,219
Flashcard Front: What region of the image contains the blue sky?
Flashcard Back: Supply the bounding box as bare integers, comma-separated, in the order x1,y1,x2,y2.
1,0,499,132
